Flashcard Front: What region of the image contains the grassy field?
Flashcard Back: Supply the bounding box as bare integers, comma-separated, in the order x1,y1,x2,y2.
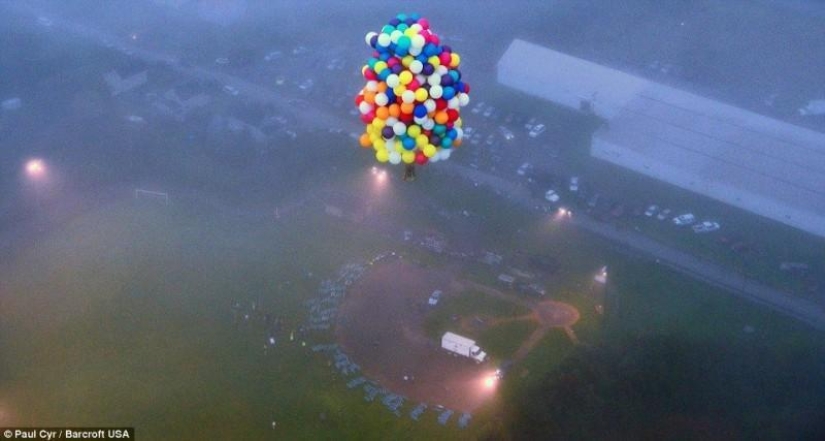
2,161,824,439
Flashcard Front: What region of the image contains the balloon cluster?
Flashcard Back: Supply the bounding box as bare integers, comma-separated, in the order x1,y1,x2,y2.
355,13,470,167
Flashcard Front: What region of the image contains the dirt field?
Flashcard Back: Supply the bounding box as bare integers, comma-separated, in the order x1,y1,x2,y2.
336,258,497,412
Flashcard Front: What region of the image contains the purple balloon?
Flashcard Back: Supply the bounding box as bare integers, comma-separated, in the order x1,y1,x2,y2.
391,64,403,74
382,126,395,139
422,64,434,75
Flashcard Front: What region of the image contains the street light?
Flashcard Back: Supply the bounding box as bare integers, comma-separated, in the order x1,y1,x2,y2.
25,159,46,180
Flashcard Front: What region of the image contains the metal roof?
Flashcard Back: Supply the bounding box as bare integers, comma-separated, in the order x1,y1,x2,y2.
498,39,825,237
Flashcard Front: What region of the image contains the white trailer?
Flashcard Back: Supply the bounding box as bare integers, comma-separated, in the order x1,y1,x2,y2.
441,332,487,363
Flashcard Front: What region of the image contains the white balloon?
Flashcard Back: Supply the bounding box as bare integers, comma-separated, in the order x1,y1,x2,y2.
427,74,441,86
392,122,406,136
390,30,403,44
447,97,460,109
429,85,443,99
375,93,388,106
359,101,372,114
411,34,425,48
365,32,378,46
436,66,448,75
409,60,423,74
386,74,400,89
455,127,464,140
422,119,435,130
424,99,436,113
365,80,379,92
389,151,402,164
458,93,470,107
439,149,452,160
408,45,421,56
401,90,416,104
385,117,398,127
377,33,391,47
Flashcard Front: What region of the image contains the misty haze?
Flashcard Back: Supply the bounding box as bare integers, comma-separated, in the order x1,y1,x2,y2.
1,1,824,439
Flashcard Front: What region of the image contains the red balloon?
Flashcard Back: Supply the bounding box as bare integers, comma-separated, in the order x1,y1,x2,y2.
435,98,448,111
361,112,375,124
447,109,459,122
355,94,364,106
415,151,428,165
364,69,376,80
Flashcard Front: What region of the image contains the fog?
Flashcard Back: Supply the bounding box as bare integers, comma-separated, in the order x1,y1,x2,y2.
1,0,824,439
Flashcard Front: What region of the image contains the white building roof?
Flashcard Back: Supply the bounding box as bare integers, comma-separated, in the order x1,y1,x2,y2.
498,39,825,238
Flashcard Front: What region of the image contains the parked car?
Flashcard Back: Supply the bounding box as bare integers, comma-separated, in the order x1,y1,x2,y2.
644,204,659,217
657,208,672,221
428,290,443,306
517,162,531,176
693,221,721,233
672,213,696,225
528,123,546,138
545,189,560,203
222,85,239,96
499,126,515,140
569,176,579,192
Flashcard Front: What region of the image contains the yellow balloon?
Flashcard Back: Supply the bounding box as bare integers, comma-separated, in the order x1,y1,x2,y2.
372,118,386,130
373,138,386,150
423,145,437,158
407,125,421,138
376,149,389,163
393,85,406,97
450,53,461,67
395,144,405,153
414,88,428,102
399,71,413,85
428,56,440,67
401,55,413,67
402,151,415,164
374,61,388,73
416,134,428,147
404,28,417,38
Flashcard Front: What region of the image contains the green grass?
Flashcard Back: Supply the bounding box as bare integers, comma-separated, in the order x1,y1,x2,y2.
478,320,538,361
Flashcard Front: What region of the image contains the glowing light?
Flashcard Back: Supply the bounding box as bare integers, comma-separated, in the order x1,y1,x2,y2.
484,376,496,389
25,159,46,178
130,33,138,40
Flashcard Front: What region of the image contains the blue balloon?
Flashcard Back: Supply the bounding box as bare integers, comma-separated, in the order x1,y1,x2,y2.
402,136,416,150
442,87,456,100
447,128,458,139
441,137,453,148
414,104,428,118
385,89,396,103
433,124,446,135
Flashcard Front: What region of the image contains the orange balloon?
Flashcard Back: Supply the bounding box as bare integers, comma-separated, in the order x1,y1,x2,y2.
359,133,372,148
400,102,414,115
375,106,389,120
388,103,401,118
363,91,376,105
434,111,448,125
453,138,462,147
377,82,388,92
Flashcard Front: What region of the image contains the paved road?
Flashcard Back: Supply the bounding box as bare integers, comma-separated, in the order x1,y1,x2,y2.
11,1,825,331
447,164,825,331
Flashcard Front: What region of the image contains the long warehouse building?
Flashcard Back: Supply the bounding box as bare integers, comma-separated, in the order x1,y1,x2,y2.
498,39,825,238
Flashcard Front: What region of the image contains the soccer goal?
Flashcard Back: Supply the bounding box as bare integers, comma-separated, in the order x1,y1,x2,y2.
134,189,170,206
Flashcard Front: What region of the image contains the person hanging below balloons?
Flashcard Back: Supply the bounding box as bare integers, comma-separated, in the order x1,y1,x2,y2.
355,13,471,181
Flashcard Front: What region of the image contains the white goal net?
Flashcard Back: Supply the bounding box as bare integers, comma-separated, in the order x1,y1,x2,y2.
134,189,170,205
